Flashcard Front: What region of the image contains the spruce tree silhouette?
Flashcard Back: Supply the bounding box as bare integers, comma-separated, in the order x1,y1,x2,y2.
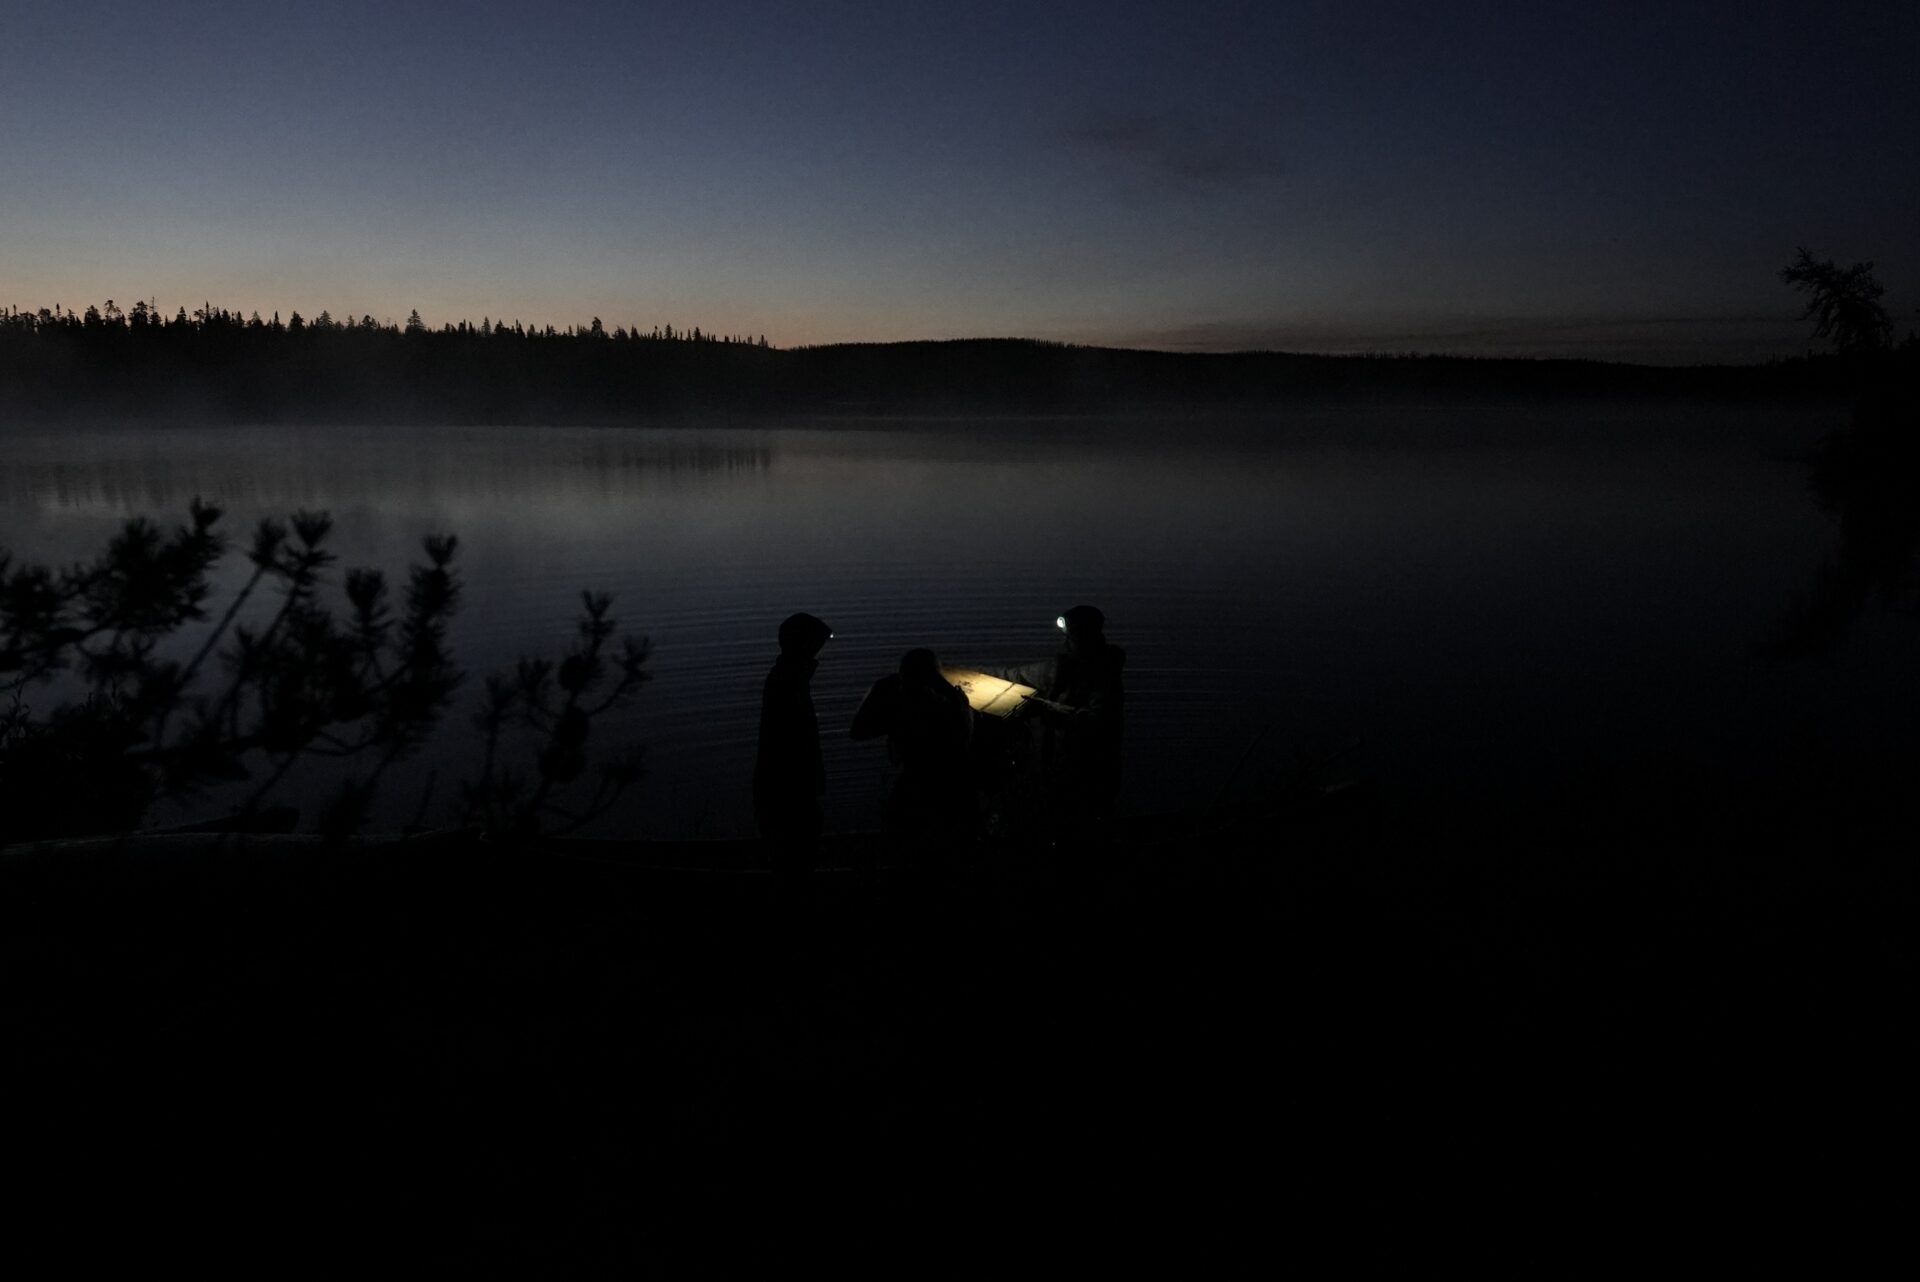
1780,248,1892,357
1768,251,1919,657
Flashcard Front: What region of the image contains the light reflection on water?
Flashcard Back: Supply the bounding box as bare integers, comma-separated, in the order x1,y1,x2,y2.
0,409,1894,839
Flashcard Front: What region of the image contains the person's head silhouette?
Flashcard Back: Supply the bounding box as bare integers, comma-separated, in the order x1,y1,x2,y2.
899,647,943,687
1057,604,1105,656
777,612,832,659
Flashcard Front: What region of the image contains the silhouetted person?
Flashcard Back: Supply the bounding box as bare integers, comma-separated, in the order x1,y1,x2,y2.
755,612,832,886
851,648,974,840
981,604,1126,837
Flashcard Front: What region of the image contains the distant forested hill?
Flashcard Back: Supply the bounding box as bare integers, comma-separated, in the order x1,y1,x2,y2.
1,304,1843,423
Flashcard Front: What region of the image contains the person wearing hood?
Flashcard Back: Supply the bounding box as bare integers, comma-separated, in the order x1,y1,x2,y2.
754,612,832,880
850,647,975,839
981,604,1126,823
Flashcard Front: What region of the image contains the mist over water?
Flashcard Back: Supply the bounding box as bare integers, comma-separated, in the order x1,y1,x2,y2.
2,407,1900,840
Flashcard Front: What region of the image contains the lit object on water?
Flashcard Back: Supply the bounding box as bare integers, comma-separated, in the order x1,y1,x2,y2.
941,668,1037,717
1056,615,1067,630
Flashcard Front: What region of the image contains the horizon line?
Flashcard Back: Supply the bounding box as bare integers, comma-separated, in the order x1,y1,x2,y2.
6,298,1836,370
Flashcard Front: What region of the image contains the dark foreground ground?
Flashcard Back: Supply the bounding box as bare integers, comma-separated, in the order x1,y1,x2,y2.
3,804,1913,1277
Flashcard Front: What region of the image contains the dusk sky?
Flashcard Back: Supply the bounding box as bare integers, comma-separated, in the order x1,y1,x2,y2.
5,0,1915,361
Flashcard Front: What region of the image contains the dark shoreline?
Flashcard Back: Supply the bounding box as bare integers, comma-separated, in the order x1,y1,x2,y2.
5,815,1909,1274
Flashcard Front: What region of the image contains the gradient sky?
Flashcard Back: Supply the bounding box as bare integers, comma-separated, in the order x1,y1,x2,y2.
4,0,1915,361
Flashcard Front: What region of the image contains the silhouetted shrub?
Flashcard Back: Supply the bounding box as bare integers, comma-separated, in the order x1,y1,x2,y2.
0,504,648,844
462,590,651,838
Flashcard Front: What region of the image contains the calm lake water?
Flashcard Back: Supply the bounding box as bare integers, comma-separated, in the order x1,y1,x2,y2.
2,406,1908,839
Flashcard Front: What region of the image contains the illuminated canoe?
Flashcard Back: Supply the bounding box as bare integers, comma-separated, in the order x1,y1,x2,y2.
940,667,1037,717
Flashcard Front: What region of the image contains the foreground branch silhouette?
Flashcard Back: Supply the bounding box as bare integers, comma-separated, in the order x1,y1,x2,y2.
0,505,648,844
462,591,651,838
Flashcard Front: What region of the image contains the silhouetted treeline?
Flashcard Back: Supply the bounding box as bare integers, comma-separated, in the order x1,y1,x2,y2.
0,302,776,422
1,300,1852,423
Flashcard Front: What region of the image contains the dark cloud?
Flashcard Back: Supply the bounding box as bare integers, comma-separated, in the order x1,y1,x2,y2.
1062,110,1288,195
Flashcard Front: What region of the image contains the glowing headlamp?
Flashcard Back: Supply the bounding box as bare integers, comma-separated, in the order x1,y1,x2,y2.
1056,615,1067,631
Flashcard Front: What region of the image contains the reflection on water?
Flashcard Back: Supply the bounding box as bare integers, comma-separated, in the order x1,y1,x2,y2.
1766,414,1920,660
0,425,772,513
2,409,1904,839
